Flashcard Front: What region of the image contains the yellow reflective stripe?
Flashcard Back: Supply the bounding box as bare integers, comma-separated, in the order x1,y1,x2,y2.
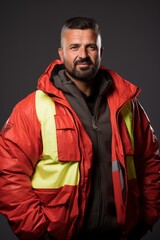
121,101,136,180
31,90,80,189
126,156,136,180
121,101,134,148
32,158,80,189
36,90,58,158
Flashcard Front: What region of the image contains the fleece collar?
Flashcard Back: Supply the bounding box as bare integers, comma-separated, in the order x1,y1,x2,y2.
37,59,141,109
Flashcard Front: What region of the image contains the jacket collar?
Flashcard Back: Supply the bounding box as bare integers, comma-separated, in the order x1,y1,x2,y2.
37,59,141,109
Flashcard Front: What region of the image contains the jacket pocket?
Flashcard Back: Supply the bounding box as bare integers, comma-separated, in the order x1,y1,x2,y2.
34,187,71,206
55,115,81,162
34,186,79,240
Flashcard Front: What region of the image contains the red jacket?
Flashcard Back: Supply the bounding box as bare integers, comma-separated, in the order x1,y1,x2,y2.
0,60,160,240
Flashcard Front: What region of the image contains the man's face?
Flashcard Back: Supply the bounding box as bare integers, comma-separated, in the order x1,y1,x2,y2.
58,29,103,82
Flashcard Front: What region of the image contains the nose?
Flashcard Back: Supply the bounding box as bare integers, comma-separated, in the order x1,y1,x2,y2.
79,47,88,58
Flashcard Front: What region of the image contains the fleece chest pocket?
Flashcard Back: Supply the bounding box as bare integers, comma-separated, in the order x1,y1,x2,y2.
55,115,81,162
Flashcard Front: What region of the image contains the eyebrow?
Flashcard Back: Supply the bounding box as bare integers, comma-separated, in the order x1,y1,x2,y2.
69,43,97,47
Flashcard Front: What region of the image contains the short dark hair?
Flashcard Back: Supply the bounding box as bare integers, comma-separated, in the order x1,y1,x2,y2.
60,16,101,47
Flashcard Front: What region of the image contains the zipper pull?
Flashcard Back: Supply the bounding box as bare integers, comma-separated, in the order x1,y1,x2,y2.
91,117,101,131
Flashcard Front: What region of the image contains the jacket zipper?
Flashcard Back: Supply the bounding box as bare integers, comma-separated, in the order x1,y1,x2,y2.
91,95,104,229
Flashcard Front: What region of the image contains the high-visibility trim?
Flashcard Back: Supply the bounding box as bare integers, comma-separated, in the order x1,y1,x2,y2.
121,101,136,180
121,101,134,148
112,160,125,191
126,156,136,180
31,90,80,189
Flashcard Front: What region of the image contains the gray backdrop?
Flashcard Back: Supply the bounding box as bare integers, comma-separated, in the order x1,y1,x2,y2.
0,0,160,239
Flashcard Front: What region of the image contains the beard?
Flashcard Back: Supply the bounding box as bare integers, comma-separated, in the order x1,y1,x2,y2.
63,57,100,81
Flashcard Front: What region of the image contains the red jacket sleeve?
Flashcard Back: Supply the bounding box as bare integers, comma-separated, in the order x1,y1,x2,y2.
134,99,160,225
0,92,48,240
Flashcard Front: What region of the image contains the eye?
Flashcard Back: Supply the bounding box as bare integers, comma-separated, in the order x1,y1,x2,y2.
70,45,79,51
88,44,97,51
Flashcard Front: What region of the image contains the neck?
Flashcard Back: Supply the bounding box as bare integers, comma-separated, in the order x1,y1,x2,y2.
65,72,94,96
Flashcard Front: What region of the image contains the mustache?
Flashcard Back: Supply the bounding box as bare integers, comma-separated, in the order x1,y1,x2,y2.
75,57,93,65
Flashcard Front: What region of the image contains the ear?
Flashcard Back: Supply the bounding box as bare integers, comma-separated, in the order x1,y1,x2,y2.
58,48,64,62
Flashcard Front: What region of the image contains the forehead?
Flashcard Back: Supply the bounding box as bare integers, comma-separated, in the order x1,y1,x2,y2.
63,29,99,43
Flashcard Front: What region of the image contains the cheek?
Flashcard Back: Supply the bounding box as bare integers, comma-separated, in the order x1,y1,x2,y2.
63,58,73,70
64,53,76,65
90,53,100,63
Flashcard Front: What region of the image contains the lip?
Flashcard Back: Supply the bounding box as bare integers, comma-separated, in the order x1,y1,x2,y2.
77,64,90,70
77,62,90,66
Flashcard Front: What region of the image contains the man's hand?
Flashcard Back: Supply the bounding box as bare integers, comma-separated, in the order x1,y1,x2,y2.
39,232,54,240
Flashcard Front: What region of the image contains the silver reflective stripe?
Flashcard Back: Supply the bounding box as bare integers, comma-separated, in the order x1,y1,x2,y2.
112,160,125,193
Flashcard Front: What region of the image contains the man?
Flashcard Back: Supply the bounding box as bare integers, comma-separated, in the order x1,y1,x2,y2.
0,17,160,240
